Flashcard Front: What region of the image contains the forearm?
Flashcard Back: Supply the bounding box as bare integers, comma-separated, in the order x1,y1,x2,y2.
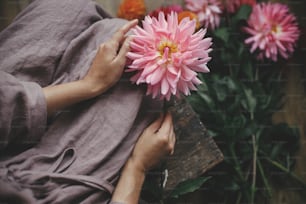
111,159,145,204
42,20,138,116
43,79,105,115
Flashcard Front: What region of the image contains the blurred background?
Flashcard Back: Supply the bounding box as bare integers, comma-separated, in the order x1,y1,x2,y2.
0,0,184,30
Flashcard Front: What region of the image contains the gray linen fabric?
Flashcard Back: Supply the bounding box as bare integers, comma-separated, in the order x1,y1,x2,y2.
0,0,161,203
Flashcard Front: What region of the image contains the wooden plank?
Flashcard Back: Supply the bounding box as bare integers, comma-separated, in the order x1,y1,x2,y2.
164,97,223,191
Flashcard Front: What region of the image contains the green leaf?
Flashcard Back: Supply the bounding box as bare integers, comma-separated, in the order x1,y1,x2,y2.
169,177,211,198
241,87,257,115
242,61,254,80
238,42,245,58
237,120,257,139
232,5,252,23
224,77,238,91
198,92,215,109
213,83,227,101
213,27,230,43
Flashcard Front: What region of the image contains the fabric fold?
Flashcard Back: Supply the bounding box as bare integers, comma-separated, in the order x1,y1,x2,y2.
0,0,162,203
0,71,47,150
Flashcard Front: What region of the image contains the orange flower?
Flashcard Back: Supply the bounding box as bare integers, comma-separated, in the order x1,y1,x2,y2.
117,0,146,20
178,11,201,30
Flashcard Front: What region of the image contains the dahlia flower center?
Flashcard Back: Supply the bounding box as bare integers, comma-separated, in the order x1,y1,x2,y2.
271,24,282,34
157,40,178,59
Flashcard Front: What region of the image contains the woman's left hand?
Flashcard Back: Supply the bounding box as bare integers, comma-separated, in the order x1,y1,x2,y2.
83,19,138,95
43,19,138,115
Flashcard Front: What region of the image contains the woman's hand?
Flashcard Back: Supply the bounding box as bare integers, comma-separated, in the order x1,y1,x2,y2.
111,113,176,204
83,19,138,95
130,112,176,172
43,19,138,115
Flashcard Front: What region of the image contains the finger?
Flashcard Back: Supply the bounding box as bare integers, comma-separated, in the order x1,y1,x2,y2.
169,127,175,143
100,42,117,61
169,130,176,155
147,113,164,133
111,19,138,44
159,112,173,135
114,36,133,66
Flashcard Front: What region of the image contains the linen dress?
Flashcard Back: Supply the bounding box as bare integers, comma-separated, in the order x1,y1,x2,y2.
0,0,161,203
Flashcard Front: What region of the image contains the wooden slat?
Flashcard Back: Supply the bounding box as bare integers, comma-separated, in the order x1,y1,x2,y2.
164,97,223,191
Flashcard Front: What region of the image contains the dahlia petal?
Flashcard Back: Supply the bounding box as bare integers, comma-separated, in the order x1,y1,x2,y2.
188,82,197,91
275,41,286,52
181,66,196,81
167,72,178,88
142,17,154,31
129,41,145,52
191,49,207,57
150,67,166,85
179,20,196,38
279,50,289,59
170,86,177,95
161,78,170,95
167,12,178,32
265,49,270,58
168,64,179,75
244,27,257,35
149,85,159,99
133,26,150,37
130,72,142,83
158,12,168,29
133,58,149,67
192,77,203,85
193,63,210,73
134,36,154,45
142,63,159,77
210,5,222,13
126,52,142,60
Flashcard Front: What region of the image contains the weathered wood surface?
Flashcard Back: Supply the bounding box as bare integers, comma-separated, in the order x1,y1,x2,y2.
164,97,223,190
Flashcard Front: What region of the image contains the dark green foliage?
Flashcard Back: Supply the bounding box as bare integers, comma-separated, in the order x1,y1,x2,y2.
184,5,303,204
169,177,211,199
142,4,304,204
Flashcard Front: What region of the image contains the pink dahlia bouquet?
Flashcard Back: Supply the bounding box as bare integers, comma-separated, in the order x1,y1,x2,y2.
126,12,212,100
243,2,300,61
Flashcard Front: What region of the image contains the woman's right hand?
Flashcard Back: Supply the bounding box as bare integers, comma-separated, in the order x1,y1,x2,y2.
111,113,176,204
130,112,176,173
83,19,138,95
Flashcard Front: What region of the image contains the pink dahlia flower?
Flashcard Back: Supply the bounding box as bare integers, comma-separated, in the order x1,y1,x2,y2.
244,3,300,61
127,12,212,100
185,0,222,30
224,0,256,14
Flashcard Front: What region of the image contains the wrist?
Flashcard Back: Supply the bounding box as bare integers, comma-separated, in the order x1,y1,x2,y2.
80,78,107,97
111,158,145,203
125,157,146,176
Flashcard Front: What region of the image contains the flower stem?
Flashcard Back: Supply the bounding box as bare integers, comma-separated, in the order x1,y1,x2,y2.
264,157,306,187
230,144,244,182
250,134,257,204
255,66,259,81
229,64,234,76
235,192,242,204
257,159,272,197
